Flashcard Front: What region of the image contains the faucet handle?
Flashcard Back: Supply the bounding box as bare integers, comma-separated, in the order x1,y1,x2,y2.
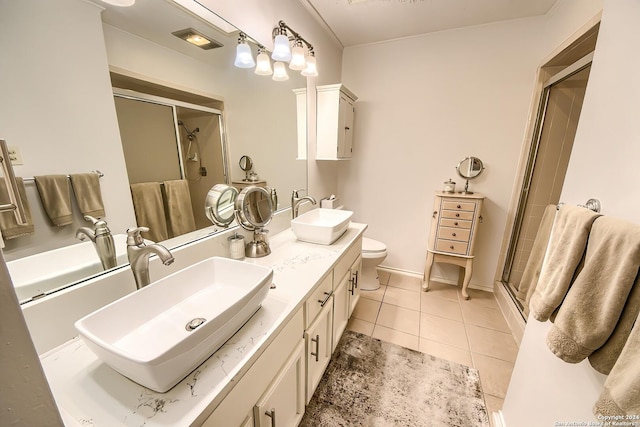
84,215,99,225
126,227,149,246
292,188,306,197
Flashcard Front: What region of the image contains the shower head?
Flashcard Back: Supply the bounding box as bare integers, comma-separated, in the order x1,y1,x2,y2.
178,120,184,125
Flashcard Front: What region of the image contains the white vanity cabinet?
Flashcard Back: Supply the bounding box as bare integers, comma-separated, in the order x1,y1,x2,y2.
304,298,334,404
316,84,357,160
253,341,305,427
332,242,362,351
203,309,305,427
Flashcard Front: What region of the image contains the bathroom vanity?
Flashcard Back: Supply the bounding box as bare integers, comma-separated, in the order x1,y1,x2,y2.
423,192,485,299
39,223,366,426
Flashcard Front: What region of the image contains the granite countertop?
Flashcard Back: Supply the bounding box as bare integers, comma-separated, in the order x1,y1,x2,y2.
40,224,367,427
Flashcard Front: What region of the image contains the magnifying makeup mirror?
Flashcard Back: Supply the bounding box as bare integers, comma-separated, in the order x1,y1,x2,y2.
456,156,485,194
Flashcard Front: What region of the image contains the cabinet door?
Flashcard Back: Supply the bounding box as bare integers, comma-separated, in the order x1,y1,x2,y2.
348,255,362,317
337,94,355,158
305,300,333,404
333,271,350,352
254,341,305,427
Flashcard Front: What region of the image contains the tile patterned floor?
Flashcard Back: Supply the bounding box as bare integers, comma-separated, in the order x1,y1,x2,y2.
347,272,517,422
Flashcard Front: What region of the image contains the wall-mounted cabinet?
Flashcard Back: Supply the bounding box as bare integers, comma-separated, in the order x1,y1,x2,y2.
316,84,357,160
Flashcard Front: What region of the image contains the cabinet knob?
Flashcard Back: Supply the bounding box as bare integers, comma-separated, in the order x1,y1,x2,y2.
454,222,459,226
345,126,350,131
457,204,461,209
456,213,460,217
450,245,455,250
452,232,457,237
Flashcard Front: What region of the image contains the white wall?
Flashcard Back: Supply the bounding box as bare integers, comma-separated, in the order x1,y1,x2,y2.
502,0,640,424
0,0,136,260
340,17,550,288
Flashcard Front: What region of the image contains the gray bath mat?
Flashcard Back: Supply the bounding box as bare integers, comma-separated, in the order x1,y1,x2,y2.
300,331,490,427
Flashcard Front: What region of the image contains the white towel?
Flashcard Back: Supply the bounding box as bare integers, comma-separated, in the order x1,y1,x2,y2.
529,205,601,321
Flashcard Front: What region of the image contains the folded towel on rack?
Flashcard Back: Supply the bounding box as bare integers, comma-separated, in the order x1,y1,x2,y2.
162,180,196,238
516,204,557,318
529,205,601,322
588,271,640,374
546,216,640,363
0,177,34,239
70,173,105,218
130,182,168,243
593,312,640,418
34,175,73,226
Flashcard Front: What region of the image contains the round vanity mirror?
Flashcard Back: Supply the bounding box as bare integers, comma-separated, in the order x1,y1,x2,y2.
205,184,239,227
455,157,485,194
235,186,273,229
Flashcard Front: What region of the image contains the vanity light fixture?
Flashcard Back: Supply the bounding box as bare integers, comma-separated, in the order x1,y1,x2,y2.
234,33,256,68
172,28,223,50
301,51,318,77
255,46,273,76
270,21,318,79
272,62,290,81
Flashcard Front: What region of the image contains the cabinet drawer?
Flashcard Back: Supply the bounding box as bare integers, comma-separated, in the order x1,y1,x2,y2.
442,200,476,211
305,273,333,328
441,209,475,221
437,226,470,242
440,218,472,229
435,239,469,255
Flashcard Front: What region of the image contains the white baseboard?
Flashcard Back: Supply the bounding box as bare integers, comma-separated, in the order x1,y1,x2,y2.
492,410,506,427
376,266,494,293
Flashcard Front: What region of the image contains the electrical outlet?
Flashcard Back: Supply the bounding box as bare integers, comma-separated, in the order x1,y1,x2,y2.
8,146,23,165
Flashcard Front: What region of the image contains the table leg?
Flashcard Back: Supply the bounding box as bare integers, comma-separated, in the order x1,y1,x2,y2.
422,251,434,292
461,258,473,300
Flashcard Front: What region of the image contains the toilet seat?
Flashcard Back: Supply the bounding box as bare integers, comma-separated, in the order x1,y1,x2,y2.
362,237,387,258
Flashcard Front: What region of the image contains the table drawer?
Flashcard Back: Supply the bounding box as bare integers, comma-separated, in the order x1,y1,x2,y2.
441,210,475,221
442,201,476,212
435,239,469,255
440,218,472,229
437,226,470,242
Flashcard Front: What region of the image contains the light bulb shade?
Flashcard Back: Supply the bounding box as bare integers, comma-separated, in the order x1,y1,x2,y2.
271,34,292,62
272,62,290,81
255,52,273,76
101,0,135,6
234,43,255,68
301,55,318,77
289,45,306,70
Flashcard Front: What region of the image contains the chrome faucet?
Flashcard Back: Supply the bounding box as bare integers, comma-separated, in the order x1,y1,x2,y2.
76,215,117,270
126,227,175,289
291,189,317,219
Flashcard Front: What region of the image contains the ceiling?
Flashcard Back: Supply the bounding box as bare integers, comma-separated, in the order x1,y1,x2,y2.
301,0,559,47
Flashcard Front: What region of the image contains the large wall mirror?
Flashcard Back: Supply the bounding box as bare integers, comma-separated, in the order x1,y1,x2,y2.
1,0,307,303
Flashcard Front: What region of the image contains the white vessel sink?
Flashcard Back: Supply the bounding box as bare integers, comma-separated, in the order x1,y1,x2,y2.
291,208,353,245
74,256,273,393
8,234,130,302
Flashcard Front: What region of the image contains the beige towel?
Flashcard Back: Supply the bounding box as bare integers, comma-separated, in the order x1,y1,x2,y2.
34,175,73,226
546,216,640,363
593,313,640,417
516,204,556,317
0,177,34,239
70,173,105,218
130,183,168,243
589,271,640,374
162,180,196,238
529,205,602,321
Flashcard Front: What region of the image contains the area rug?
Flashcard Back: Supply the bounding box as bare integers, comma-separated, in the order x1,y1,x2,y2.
300,331,490,427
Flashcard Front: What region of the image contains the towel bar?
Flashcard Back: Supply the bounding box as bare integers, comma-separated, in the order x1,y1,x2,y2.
22,170,104,184
557,198,601,213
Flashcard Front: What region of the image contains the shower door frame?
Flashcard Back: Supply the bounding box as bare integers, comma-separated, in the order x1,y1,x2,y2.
499,52,594,313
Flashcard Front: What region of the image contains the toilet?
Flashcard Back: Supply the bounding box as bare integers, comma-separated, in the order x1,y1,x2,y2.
360,237,388,291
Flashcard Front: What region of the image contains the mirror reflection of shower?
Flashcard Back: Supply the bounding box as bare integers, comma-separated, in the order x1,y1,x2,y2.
178,120,202,181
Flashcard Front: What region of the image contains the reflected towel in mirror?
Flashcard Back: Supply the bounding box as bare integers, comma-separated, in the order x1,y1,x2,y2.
130,183,168,242
34,175,73,226
162,180,196,238
70,173,105,218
